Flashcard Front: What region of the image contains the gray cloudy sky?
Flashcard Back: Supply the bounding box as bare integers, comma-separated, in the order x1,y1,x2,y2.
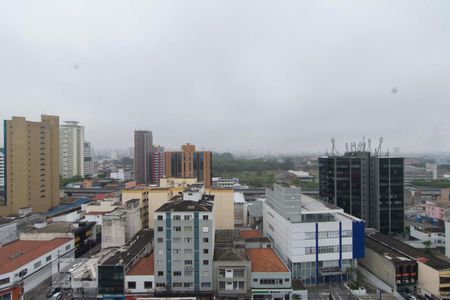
1,1,450,154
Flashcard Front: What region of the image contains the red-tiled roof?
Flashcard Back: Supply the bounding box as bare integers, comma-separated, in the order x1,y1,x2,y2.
85,211,108,215
239,229,263,239
246,248,289,273
127,253,154,276
0,238,72,274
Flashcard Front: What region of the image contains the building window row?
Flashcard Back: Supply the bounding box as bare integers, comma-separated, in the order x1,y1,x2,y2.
305,244,352,254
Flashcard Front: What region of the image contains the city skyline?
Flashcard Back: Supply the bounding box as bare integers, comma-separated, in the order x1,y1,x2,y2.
1,1,450,153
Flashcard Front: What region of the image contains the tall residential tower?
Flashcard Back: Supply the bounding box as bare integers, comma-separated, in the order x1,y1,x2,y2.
1,115,60,215
60,121,84,178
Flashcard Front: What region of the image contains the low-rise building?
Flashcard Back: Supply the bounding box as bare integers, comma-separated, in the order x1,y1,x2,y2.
122,186,150,229
0,238,74,300
125,253,155,298
366,231,450,299
213,248,251,299
287,170,315,182
247,248,292,299
98,229,153,299
410,226,445,247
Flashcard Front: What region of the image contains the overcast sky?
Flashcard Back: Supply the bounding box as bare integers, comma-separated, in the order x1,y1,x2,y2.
1,1,449,154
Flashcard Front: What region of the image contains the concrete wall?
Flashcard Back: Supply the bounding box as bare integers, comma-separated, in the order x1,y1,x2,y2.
359,248,396,290
148,189,175,229
417,262,440,298
125,275,154,294
207,189,234,230
102,213,126,249
0,223,17,245
213,261,251,296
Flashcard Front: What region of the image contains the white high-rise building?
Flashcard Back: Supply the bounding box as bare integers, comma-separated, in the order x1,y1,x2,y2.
84,141,95,177
60,121,84,178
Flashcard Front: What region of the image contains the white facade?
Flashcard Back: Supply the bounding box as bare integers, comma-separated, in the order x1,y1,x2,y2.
0,239,74,295
84,141,95,177
410,226,445,247
0,222,17,245
262,184,364,285
60,121,85,178
446,218,450,258
125,274,154,294
110,169,132,181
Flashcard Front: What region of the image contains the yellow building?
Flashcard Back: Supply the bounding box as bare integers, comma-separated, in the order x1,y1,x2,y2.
1,115,60,216
207,187,235,230
122,187,150,229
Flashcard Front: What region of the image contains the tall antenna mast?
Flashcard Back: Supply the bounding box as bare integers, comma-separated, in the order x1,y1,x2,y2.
368,138,372,153
377,137,383,155
331,138,337,155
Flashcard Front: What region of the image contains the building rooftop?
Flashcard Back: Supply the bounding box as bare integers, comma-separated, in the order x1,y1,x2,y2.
127,253,154,276
239,229,263,239
102,229,154,267
0,238,72,273
365,236,416,265
367,232,450,270
247,200,263,218
246,248,289,273
214,248,249,262
155,199,213,212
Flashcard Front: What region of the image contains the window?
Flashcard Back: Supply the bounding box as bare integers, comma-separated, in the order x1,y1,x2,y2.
144,281,152,289
202,227,209,233
233,281,245,289
157,227,163,232
203,260,209,265
158,271,164,276
157,238,163,243
157,215,163,220
185,260,193,265
46,255,51,262
0,278,10,285
203,249,209,254
184,282,193,288
173,249,181,254
156,283,165,287
201,282,211,288
253,278,258,282
219,281,225,289
285,278,290,282
305,247,315,254
234,269,245,277
219,269,225,278
128,281,136,289
173,282,182,287
260,278,283,285
65,244,71,250
184,226,192,233
173,271,181,276
173,226,181,232
203,237,209,243
184,237,192,243
34,261,41,269
157,249,163,255
184,215,191,220
203,215,208,220
173,215,181,220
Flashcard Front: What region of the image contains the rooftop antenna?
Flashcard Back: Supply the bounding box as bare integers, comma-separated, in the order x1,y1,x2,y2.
386,147,390,157
377,137,383,156
331,138,337,155
362,136,366,151
368,138,372,153
345,143,349,153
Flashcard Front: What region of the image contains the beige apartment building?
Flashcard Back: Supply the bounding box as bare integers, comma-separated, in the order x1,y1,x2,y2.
1,115,60,216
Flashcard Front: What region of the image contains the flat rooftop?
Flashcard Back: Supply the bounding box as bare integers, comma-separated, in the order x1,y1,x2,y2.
0,238,72,273
367,232,450,270
246,248,289,273
102,229,154,266
127,253,154,276
156,199,213,212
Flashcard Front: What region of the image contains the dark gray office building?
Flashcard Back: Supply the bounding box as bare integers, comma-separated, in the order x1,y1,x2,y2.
319,151,404,234
134,130,153,184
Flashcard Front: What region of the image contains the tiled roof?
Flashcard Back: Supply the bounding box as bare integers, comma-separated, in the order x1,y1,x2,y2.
239,229,263,239
0,238,72,274
127,253,154,276
246,248,289,273
214,248,249,262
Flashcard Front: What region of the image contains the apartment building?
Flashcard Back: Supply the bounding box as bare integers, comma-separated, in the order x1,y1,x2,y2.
263,184,365,285
122,187,150,229
2,115,60,216
134,130,153,185
154,197,215,296
60,121,84,178
84,141,95,177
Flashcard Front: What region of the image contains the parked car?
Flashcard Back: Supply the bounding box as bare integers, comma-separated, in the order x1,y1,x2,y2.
46,287,61,298
51,292,63,300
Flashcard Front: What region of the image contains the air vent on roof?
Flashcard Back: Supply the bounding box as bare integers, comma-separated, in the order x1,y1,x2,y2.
9,252,24,260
